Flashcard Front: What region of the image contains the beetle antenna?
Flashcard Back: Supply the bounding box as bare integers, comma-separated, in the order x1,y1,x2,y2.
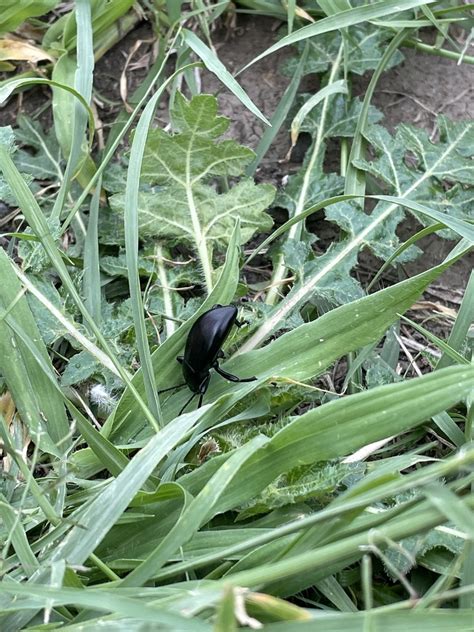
179,392,197,416
157,383,186,394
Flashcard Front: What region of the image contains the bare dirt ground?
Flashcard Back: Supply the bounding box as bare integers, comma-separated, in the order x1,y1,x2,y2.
1,13,472,300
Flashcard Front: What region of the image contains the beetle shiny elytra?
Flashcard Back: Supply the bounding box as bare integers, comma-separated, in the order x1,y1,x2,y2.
159,304,256,414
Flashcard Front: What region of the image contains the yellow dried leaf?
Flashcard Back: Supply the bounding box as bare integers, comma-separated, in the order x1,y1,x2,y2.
0,38,54,63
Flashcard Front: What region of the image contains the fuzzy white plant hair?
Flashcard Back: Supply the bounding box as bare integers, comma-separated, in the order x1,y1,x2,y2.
89,383,117,413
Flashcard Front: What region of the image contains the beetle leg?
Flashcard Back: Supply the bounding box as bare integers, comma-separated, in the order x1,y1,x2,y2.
193,374,211,410
217,349,225,359
157,382,186,394
179,392,197,416
177,356,184,364
234,319,249,328
213,362,257,383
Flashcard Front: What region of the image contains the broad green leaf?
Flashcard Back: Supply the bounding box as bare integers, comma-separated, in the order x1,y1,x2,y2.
283,240,365,310
124,179,273,247
26,276,83,346
13,115,63,182
278,173,344,218
336,117,474,257
297,96,384,144
61,350,106,387
384,523,465,579
237,461,362,521
283,24,404,77
109,93,274,292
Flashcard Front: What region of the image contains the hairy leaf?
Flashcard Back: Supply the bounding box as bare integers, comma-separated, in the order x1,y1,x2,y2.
283,24,404,77
330,117,474,258
109,93,274,288
13,115,63,182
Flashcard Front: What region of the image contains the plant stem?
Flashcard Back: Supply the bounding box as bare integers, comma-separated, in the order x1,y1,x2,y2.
187,181,213,293
156,244,177,339
403,38,474,65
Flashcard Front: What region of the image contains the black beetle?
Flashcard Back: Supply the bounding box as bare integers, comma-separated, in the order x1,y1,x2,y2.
159,304,256,414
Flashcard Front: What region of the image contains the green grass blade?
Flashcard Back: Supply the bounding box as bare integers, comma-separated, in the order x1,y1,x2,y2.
245,192,471,269
424,484,474,539
180,362,473,516
316,575,357,611
121,62,203,428
0,414,59,525
145,449,474,583
0,249,69,451
0,78,95,139
219,493,474,590
182,29,270,126
399,314,469,366
121,435,268,586
432,412,466,448
375,195,474,245
42,408,206,570
344,28,407,197
242,217,469,353
163,258,466,421
260,610,474,631
245,193,356,264
437,271,474,370
0,583,209,630
367,223,445,292
290,79,348,148
287,0,296,33
0,143,161,435
246,42,309,176
52,0,95,219
214,586,237,632
0,494,39,577
83,175,102,323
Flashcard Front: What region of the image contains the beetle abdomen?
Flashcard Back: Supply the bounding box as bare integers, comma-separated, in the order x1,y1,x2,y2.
183,305,237,372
